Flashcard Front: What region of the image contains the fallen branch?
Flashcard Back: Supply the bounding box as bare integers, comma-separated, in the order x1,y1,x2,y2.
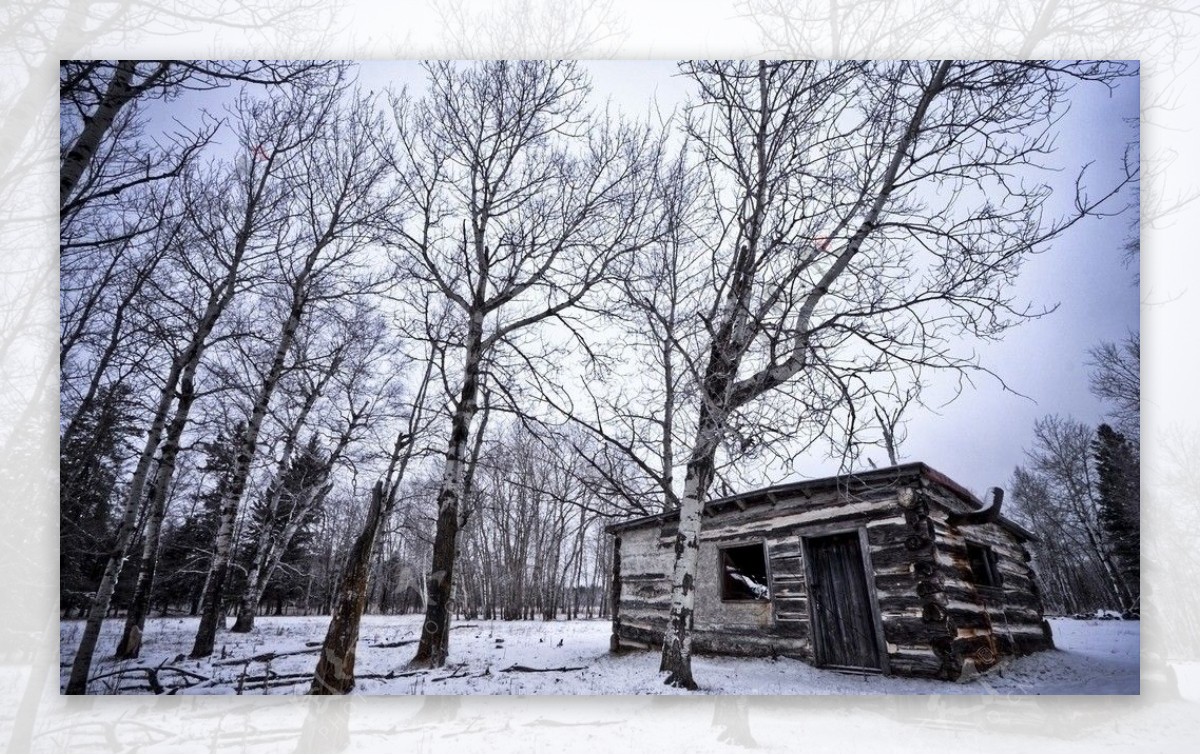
158,666,210,682
89,664,211,695
431,664,470,682
370,625,480,649
370,639,418,649
239,669,413,692
500,664,587,674
213,647,321,667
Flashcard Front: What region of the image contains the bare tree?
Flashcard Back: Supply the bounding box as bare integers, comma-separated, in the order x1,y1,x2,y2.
230,307,397,633
60,60,333,211
1088,332,1139,440
382,60,663,668
546,148,702,516
62,103,296,689
1010,415,1134,611
310,352,436,693
188,85,395,658
656,60,1135,688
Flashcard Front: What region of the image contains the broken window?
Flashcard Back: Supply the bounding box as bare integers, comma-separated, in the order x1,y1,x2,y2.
720,543,770,601
965,542,1002,588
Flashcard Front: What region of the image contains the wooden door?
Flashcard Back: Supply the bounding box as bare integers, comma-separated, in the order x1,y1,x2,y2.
805,531,883,671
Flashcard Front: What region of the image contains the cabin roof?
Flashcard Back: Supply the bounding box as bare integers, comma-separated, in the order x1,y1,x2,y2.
604,461,1036,541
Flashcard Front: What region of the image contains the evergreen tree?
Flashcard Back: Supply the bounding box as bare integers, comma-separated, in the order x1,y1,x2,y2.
1093,423,1140,611
152,425,241,615
59,384,137,616
234,437,329,616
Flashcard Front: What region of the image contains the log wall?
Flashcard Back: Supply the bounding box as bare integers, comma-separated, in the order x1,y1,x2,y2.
922,485,1055,674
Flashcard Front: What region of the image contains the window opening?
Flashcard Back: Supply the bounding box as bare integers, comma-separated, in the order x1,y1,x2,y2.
965,542,1001,588
720,543,769,600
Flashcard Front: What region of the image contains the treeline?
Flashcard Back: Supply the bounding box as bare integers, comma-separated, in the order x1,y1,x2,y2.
61,422,616,623
1010,333,1140,617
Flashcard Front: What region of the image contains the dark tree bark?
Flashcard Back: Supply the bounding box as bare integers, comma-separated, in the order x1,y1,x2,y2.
410,322,483,668
310,482,387,694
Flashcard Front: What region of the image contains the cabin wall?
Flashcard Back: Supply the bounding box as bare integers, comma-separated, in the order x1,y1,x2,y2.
908,484,1054,677
865,494,951,678
925,490,1054,665
612,485,906,662
610,526,672,650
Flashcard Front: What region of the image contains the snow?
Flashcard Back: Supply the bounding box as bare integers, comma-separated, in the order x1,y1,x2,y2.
59,616,1139,696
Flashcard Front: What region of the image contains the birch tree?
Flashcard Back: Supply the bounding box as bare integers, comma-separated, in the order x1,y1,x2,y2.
62,108,296,689
658,59,1134,688
384,60,662,668
230,307,397,633
189,87,395,658
60,60,331,211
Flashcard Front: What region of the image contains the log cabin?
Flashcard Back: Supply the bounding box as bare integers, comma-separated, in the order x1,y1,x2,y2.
605,462,1054,680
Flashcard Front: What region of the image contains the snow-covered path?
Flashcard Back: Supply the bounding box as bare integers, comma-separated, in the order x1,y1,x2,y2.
59,615,1138,695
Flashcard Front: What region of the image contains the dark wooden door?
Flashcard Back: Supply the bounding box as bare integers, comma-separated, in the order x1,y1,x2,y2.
805,531,882,671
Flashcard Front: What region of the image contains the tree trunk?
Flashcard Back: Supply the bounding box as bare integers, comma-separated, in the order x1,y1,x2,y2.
712,697,757,746
233,481,331,632
231,358,339,633
660,418,722,690
64,358,181,694
109,244,249,658
73,128,272,673
61,61,137,208
410,319,483,668
115,366,199,659
61,246,163,443
191,290,307,657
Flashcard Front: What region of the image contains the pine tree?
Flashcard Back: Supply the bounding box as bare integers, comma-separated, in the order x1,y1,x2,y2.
151,426,241,615
59,385,138,616
234,438,329,618
1093,423,1140,611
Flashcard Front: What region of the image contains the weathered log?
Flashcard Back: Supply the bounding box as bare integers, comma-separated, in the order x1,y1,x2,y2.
501,664,588,673
905,535,932,552
214,647,320,667
913,560,938,579
921,603,947,623
947,487,1003,526
915,579,944,597
880,617,949,647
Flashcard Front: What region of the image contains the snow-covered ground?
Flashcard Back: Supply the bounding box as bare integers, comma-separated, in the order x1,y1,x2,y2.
59,615,1138,696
